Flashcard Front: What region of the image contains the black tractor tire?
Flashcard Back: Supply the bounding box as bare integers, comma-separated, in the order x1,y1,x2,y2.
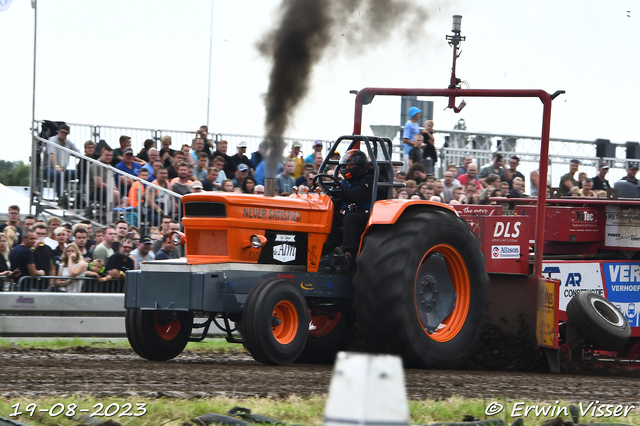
126,308,193,361
566,291,631,351
353,208,489,368
240,278,308,365
295,311,353,364
125,308,151,359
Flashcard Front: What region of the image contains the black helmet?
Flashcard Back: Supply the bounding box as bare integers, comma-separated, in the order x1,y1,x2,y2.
340,149,369,181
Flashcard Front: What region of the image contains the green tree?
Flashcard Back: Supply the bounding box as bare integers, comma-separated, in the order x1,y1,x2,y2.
0,160,30,186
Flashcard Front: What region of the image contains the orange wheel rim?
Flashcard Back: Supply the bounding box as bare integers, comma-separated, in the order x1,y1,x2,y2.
155,312,181,341
309,311,341,338
414,244,470,342
272,300,299,344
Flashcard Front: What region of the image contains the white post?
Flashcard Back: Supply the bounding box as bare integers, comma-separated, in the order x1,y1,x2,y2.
323,352,410,426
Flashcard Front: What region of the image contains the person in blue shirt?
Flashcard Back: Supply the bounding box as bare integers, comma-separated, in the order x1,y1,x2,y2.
254,160,283,186
402,106,421,158
115,147,142,196
305,140,323,164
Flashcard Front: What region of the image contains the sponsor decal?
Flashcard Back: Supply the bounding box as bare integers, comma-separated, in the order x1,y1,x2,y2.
243,207,301,222
273,243,296,263
300,282,314,290
491,245,520,259
493,222,521,238
277,274,295,279
603,262,640,327
543,262,604,311
605,205,640,248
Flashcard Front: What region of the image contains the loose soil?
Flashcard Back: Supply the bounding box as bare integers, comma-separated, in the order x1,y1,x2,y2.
1,347,639,405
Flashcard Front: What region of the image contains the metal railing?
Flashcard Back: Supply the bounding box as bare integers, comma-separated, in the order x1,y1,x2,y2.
34,120,329,165
9,276,125,293
34,135,183,232
33,120,637,200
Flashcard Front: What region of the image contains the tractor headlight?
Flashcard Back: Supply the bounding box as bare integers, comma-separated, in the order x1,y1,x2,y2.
170,231,186,246
250,235,267,249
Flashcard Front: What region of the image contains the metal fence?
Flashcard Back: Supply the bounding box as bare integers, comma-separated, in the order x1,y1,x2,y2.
8,276,125,293
34,135,183,232
33,120,636,201
34,120,329,167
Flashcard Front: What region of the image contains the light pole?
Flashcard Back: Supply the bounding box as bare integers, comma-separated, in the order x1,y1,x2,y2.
28,0,38,211
206,0,214,129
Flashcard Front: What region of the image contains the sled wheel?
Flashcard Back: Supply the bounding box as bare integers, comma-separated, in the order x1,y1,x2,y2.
241,278,308,365
128,309,193,361
296,311,353,364
566,291,631,351
354,208,488,368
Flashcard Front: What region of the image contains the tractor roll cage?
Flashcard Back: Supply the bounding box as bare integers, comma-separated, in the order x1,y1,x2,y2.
318,135,405,203
351,87,561,279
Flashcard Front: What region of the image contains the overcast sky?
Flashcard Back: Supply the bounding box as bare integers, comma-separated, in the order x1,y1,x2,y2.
1,0,638,164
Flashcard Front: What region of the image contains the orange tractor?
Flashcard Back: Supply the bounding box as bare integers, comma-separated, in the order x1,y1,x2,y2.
126,17,634,370
125,134,490,367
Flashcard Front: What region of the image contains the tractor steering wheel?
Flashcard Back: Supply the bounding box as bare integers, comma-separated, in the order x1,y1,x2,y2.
312,173,344,201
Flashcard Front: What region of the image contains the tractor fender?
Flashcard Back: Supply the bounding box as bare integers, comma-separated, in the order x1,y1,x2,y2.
359,200,459,254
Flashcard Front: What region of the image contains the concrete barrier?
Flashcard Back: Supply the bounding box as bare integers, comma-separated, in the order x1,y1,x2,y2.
0,292,227,338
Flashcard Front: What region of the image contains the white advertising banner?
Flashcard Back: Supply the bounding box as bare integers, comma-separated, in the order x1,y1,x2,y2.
605,205,640,248
542,262,604,311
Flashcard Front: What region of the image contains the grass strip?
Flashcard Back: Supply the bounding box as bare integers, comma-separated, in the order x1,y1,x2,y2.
0,395,637,426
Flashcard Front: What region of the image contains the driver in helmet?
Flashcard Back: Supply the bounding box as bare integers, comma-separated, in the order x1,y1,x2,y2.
324,149,374,270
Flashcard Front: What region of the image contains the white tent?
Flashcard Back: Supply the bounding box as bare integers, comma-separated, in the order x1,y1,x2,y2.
0,184,30,214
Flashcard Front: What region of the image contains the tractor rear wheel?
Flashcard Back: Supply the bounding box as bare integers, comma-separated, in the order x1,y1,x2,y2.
240,278,308,365
126,308,193,361
566,291,631,350
354,208,488,368
295,311,352,364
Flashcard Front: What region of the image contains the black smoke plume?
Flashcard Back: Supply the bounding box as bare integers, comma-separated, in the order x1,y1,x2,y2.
259,0,429,181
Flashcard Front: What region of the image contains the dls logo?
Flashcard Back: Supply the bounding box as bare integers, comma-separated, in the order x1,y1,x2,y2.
493,221,521,238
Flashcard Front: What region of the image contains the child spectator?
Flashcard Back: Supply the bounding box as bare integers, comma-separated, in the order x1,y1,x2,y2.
408,134,424,167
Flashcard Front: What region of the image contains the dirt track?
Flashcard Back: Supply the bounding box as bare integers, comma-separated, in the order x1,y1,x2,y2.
1,347,640,405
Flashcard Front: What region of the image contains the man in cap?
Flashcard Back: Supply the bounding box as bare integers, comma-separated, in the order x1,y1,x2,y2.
115,146,143,196
558,159,580,196
614,164,640,198
305,140,323,164
231,141,254,176
191,180,204,193
402,107,422,158
46,124,81,198
592,163,611,191
130,236,155,269
286,141,304,179
232,164,249,188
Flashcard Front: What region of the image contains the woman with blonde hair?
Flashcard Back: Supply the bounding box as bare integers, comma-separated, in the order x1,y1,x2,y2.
55,242,87,293
2,226,17,249
0,233,12,289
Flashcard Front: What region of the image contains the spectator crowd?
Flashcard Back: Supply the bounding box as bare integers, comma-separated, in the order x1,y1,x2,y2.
0,204,185,293
22,120,640,293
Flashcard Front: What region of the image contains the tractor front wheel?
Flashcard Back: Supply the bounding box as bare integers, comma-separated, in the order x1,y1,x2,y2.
354,208,489,368
240,278,308,365
126,308,193,361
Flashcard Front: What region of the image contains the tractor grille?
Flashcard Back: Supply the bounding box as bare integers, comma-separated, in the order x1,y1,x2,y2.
187,229,228,256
